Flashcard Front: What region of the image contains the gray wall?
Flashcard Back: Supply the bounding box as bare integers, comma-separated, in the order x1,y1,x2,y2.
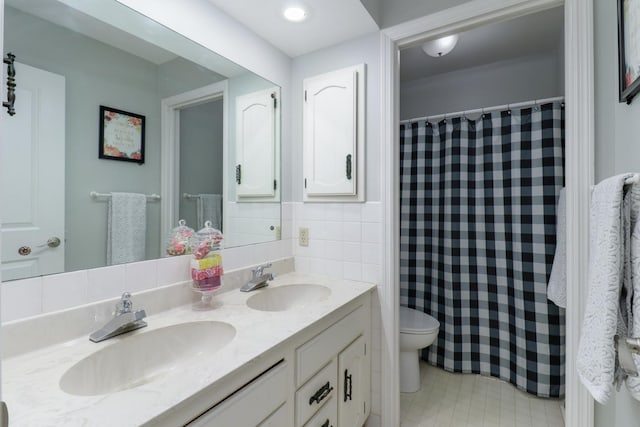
5,6,161,271
400,51,562,120
291,32,381,202
594,0,640,423
378,0,470,28
178,100,224,229
4,7,222,272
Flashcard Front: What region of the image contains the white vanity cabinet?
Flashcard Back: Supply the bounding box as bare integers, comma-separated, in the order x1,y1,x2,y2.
294,299,371,427
187,360,291,427
303,64,365,202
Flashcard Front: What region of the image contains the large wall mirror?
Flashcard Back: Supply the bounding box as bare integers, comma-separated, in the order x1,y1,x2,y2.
1,0,281,281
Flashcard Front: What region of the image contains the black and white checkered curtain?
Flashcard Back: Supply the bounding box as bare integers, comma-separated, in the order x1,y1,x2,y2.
399,102,565,398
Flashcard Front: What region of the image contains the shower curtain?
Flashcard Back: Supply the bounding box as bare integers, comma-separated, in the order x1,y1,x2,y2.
399,102,565,398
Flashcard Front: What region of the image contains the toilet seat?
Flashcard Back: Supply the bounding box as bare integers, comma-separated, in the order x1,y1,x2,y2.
400,306,439,334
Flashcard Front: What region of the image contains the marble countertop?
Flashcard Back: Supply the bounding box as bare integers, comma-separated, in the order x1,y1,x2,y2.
3,272,375,426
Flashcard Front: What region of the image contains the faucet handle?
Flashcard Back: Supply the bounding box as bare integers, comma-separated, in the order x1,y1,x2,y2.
116,292,133,314
252,263,272,277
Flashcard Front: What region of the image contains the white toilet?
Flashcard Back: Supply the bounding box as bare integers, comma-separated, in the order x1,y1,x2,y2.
399,306,440,393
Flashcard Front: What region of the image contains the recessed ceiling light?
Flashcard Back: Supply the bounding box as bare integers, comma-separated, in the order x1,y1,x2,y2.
283,6,308,22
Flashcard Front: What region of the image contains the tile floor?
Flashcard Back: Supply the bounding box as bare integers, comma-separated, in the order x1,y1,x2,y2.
400,361,564,427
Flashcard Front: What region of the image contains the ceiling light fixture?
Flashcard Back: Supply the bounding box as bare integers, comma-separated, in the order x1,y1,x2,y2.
421,35,459,57
283,6,308,22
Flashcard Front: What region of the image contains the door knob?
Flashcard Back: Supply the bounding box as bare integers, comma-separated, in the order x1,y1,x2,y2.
39,237,61,248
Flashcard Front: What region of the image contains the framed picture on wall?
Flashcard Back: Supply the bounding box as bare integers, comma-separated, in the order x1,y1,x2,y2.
99,106,145,164
619,0,640,104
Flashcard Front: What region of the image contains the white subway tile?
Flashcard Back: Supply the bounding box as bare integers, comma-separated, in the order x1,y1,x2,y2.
362,243,382,265
362,202,382,223
324,204,343,221
87,265,126,302
125,259,158,293
323,260,344,280
42,270,89,312
156,255,190,286
362,222,382,243
342,222,362,243
362,263,382,284
323,221,343,241
343,262,362,281
1,277,43,322
342,242,362,263
324,240,344,261
343,204,362,222
281,202,293,221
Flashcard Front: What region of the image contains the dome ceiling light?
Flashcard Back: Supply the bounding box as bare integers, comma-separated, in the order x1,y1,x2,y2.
421,35,459,57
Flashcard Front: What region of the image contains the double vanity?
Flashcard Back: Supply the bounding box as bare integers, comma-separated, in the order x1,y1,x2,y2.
2,265,375,426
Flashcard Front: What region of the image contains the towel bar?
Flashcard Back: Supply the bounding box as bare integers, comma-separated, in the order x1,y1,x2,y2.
616,335,640,376
89,191,160,201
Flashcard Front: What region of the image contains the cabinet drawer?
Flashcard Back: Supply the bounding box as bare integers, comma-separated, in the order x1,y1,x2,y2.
295,358,337,427
303,393,337,427
296,305,366,387
259,403,288,426
188,360,288,426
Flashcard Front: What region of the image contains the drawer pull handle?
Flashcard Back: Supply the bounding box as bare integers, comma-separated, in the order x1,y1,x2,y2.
309,381,333,406
344,369,352,402
320,420,333,427
346,154,352,180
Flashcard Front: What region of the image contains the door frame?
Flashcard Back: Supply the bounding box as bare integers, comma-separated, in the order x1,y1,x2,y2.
379,0,594,426
160,80,228,250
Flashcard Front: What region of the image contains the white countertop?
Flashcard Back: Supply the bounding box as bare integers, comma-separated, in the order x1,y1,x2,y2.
3,273,375,426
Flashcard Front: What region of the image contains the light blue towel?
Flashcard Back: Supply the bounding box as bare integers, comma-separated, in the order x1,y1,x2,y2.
107,192,146,265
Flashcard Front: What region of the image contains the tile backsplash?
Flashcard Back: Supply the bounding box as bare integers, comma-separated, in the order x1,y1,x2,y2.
1,238,293,323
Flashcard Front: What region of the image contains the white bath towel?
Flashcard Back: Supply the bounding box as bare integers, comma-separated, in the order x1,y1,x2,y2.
624,183,640,399
547,188,566,308
577,173,633,403
196,194,222,231
107,192,147,265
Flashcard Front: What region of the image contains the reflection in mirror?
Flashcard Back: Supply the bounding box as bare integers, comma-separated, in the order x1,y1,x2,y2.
0,0,281,281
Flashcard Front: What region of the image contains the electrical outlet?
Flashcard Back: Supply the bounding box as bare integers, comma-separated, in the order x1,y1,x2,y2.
299,227,309,246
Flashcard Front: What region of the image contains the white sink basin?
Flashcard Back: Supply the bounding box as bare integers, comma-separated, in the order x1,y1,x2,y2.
60,321,235,396
246,284,331,312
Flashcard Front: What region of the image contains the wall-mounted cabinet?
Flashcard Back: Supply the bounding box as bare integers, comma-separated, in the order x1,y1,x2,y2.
303,64,365,202
235,87,280,201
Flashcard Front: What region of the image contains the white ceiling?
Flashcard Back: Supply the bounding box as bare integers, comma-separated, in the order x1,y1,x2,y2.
201,1,563,71
400,7,564,82
205,0,379,57
7,0,178,65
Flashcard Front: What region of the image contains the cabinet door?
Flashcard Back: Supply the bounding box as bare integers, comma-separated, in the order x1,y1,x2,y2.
235,88,278,199
338,335,369,427
303,64,364,200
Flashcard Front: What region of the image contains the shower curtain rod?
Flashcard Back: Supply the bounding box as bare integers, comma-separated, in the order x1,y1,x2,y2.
400,96,565,124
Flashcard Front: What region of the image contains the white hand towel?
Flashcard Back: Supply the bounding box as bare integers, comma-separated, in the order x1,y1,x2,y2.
548,188,566,308
577,173,633,403
196,194,222,231
107,192,147,265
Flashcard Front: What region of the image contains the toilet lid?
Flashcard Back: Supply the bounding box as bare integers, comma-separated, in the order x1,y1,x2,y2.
399,306,440,333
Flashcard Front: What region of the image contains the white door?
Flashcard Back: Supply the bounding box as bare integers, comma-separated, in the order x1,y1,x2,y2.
303,64,364,198
338,335,369,427
235,88,277,199
0,62,65,281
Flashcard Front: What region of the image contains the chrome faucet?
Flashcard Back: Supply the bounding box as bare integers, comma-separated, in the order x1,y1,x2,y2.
89,292,147,343
240,263,274,292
